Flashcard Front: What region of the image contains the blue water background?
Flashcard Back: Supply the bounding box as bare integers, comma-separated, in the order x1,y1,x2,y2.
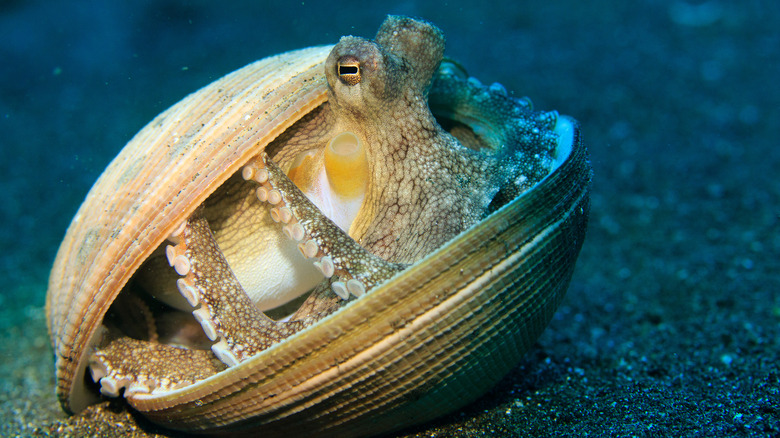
1,0,778,435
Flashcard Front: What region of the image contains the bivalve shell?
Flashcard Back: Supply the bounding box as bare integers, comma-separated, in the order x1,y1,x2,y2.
46,16,590,437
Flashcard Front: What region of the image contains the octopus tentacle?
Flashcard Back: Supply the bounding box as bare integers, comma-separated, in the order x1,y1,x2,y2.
287,279,345,321
89,338,225,398
88,150,408,390
242,153,405,300
168,213,311,367
429,61,561,202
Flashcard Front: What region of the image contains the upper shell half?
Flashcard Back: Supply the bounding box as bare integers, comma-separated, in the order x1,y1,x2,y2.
46,16,590,438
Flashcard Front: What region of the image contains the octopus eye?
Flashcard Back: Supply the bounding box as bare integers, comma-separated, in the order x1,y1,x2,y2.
337,55,361,85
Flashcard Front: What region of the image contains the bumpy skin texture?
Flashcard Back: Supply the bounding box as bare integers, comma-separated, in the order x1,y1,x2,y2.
88,16,562,403
272,17,502,263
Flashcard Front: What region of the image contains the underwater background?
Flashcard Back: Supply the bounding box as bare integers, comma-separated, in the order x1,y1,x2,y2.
1,0,778,436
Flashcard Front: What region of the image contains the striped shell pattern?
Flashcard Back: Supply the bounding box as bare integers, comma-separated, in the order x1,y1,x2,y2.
46,15,590,437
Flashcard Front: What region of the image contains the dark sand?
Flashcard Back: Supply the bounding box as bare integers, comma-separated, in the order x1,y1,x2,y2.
1,0,777,436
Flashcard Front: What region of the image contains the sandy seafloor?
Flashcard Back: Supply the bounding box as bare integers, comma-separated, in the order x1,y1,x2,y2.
1,0,778,436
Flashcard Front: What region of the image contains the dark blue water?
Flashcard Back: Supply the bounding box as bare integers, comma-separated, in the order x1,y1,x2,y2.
2,0,778,435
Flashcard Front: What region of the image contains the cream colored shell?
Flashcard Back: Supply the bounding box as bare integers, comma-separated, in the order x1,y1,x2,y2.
46,43,590,437
47,45,332,412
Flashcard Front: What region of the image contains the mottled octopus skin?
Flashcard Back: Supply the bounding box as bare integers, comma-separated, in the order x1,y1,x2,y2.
46,15,590,438
272,19,501,264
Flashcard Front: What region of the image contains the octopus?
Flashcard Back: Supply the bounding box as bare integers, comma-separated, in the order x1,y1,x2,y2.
88,16,561,398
